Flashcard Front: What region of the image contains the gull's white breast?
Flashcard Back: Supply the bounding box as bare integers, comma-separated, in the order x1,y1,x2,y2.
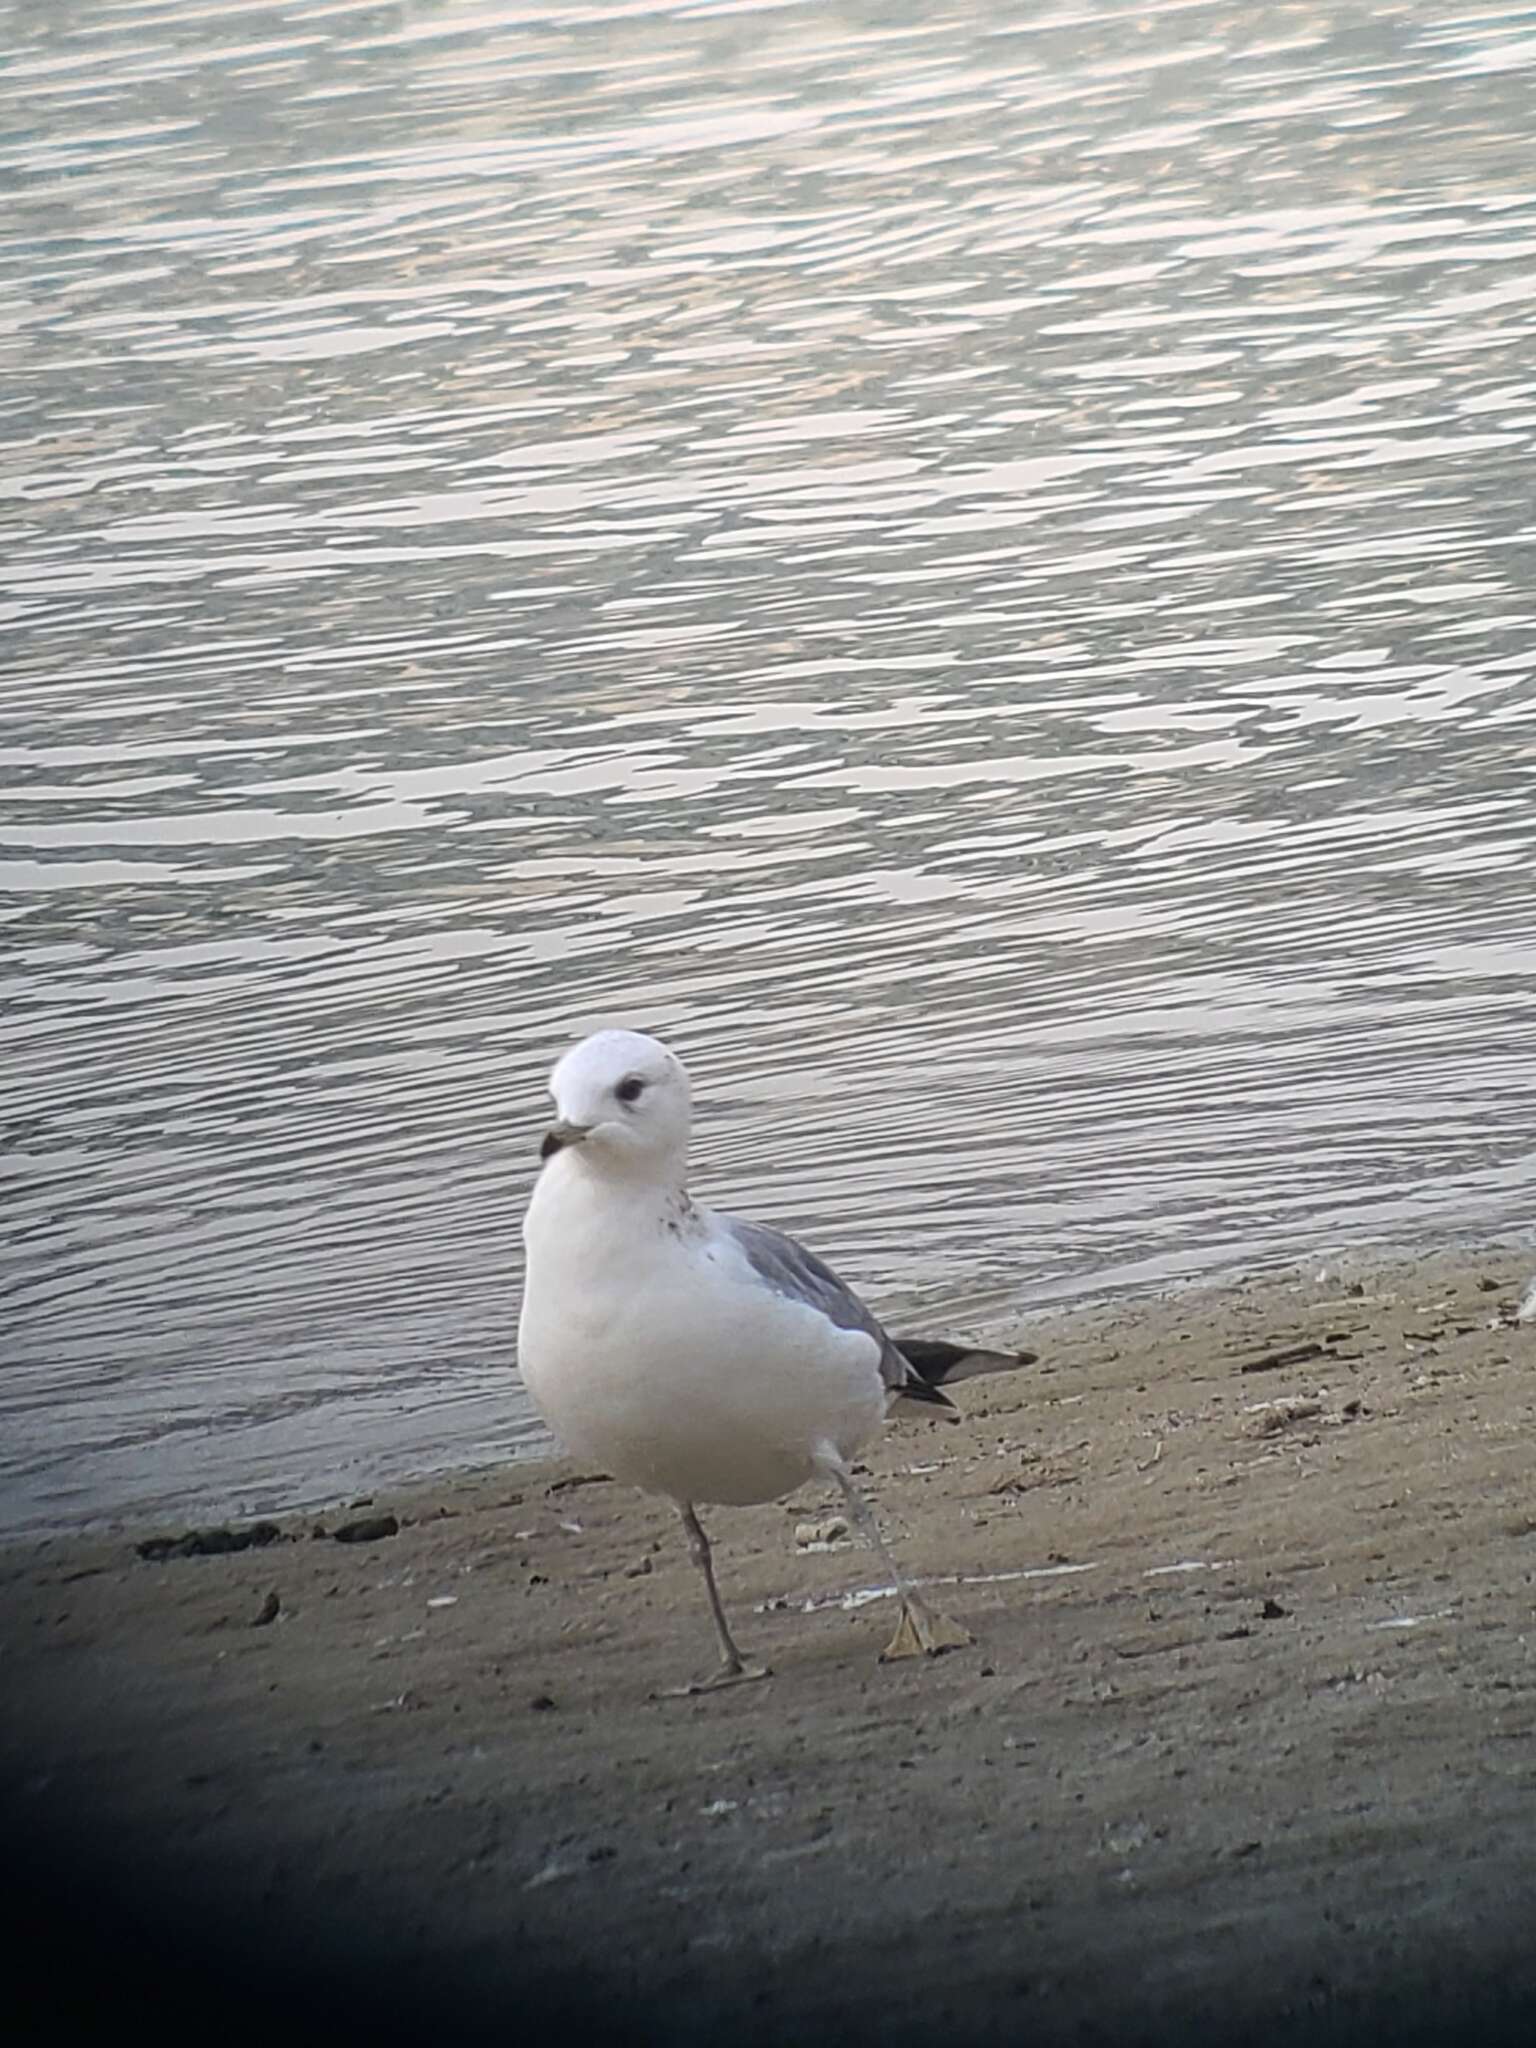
518,1162,888,1506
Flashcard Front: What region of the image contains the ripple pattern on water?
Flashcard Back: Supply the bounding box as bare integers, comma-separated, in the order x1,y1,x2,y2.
3,0,1535,1531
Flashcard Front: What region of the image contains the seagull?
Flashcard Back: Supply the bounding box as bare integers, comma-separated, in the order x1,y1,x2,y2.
517,1027,973,1693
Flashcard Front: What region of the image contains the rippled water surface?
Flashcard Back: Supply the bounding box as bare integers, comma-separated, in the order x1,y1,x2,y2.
4,0,1536,1533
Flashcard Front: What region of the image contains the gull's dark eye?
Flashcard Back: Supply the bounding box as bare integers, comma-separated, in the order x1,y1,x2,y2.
615,1075,646,1106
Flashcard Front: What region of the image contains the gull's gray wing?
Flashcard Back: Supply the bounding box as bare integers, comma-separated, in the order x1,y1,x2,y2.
721,1216,958,1417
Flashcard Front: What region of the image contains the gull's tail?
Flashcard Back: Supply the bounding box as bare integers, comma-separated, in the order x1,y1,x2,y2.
893,1366,962,1420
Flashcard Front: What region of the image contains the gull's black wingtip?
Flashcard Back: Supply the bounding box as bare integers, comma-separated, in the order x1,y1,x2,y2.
894,1335,1039,1388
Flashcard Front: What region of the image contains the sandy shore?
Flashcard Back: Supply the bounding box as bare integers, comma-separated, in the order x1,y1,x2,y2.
4,1249,1536,2045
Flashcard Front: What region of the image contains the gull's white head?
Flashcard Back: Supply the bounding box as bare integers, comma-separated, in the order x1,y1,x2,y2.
541,1028,692,1176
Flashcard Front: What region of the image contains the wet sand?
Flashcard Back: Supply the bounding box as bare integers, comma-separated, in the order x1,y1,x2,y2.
4,1249,1535,2045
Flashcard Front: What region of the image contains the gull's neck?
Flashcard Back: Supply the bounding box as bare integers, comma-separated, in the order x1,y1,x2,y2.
544,1143,691,1204
526,1144,699,1266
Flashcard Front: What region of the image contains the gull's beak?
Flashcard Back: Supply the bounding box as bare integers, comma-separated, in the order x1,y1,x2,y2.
540,1120,592,1161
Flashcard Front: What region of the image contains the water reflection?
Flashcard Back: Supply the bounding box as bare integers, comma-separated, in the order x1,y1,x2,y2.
3,0,1535,1531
